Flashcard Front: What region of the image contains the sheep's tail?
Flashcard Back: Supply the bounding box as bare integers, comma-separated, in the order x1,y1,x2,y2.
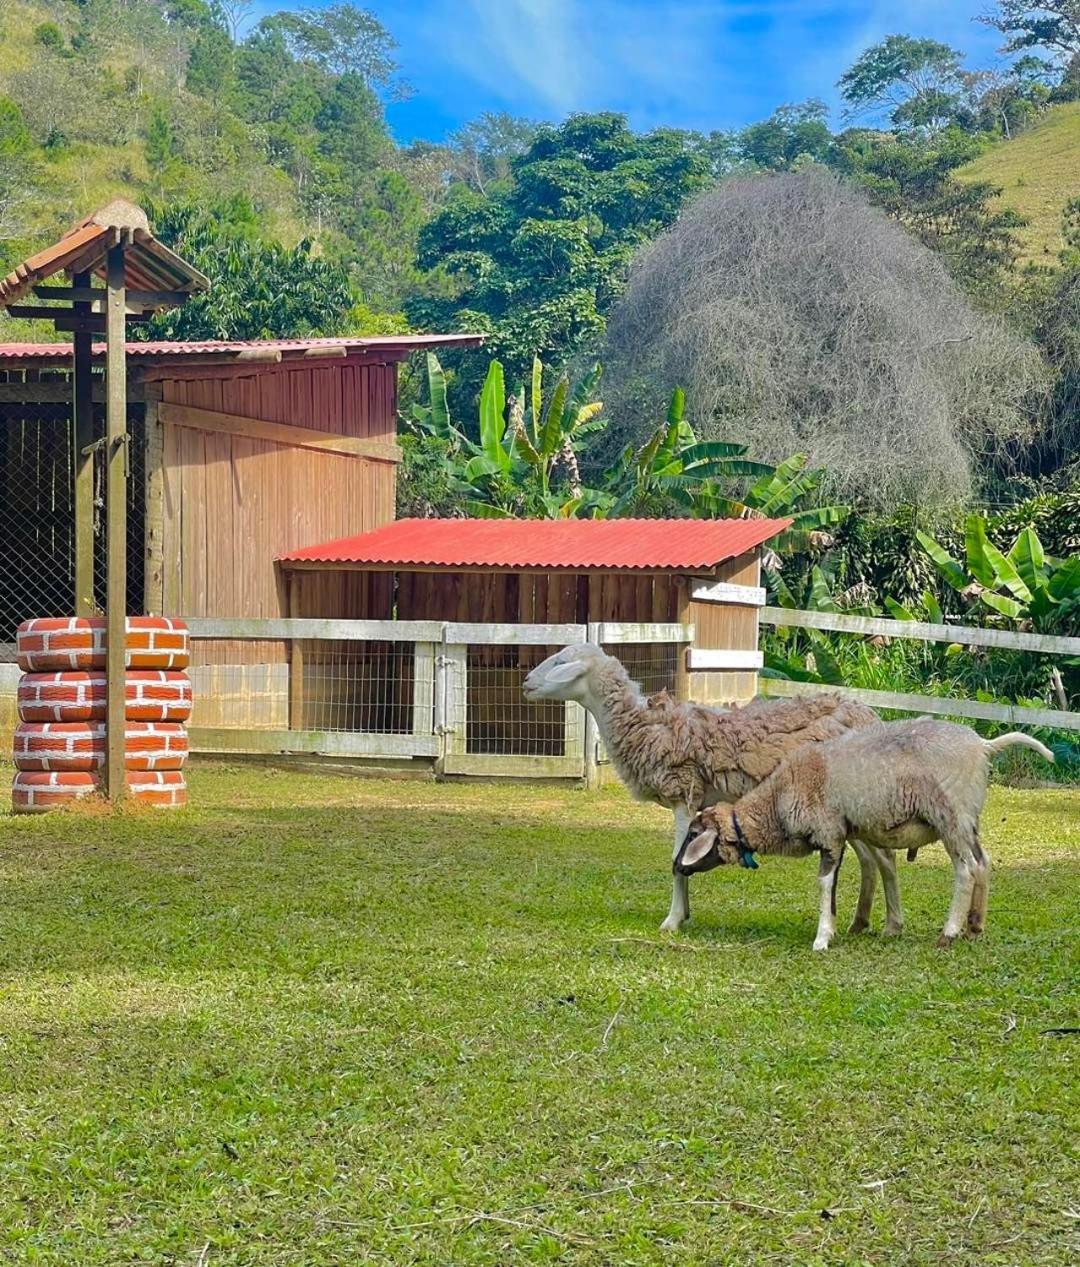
984,732,1055,763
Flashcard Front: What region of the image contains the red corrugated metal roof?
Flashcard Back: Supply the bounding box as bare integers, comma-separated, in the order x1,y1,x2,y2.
0,199,208,308
0,333,486,366
277,517,791,571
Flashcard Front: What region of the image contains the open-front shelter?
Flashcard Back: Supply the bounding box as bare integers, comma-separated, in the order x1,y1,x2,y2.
272,516,788,778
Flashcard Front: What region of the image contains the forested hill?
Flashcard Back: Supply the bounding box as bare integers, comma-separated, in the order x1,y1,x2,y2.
0,0,451,334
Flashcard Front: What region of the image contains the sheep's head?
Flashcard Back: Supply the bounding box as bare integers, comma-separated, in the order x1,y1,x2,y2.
523,642,607,703
675,805,746,875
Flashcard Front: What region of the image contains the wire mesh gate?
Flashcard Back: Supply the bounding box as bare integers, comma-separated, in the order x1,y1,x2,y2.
0,375,146,660
183,618,695,779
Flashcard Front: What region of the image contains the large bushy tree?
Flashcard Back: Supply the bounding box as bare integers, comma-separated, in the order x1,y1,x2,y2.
600,169,1044,509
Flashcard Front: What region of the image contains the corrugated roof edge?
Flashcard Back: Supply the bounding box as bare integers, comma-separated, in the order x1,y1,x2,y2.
276,516,792,571
0,333,486,367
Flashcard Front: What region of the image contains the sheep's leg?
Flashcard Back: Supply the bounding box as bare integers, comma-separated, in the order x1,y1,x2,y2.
874,848,905,937
966,837,990,938
848,839,878,934
937,844,977,948
661,807,692,933
813,845,845,951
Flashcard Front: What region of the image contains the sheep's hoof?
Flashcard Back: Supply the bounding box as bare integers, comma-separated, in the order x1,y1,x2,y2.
883,922,904,938
936,933,957,949
848,916,871,936
659,916,685,934
812,937,831,952
964,922,984,940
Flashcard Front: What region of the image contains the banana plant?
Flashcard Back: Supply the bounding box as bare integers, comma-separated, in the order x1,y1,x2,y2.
762,565,880,685
916,516,1080,635
509,358,605,510
601,389,772,518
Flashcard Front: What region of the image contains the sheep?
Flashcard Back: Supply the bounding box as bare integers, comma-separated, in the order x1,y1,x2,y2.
522,642,901,935
675,717,1054,950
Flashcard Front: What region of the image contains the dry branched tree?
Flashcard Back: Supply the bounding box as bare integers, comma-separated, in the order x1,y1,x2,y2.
600,168,1045,507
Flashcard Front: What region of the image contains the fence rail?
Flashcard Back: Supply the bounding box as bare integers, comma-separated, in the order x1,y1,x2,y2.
761,606,1080,732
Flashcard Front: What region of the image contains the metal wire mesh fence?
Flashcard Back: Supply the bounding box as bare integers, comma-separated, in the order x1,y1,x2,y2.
300,640,426,734
601,642,679,699
466,643,581,757
0,372,146,660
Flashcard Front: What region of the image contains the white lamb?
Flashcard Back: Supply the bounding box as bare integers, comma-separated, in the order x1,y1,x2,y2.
522,643,902,935
676,717,1054,949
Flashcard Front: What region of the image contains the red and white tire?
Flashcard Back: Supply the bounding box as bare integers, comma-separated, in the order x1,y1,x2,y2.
17,671,193,723
16,617,190,672
13,721,189,772
12,771,97,813
12,770,186,813
126,770,187,808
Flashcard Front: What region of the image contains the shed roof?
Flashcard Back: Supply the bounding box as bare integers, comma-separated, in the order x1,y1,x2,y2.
277,517,791,572
0,333,486,369
0,200,209,308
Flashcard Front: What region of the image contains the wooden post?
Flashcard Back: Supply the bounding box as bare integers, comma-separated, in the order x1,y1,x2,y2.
72,269,95,616
675,578,692,702
142,396,165,615
288,573,305,731
104,246,128,802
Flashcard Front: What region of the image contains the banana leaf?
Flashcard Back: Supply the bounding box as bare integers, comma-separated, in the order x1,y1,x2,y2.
1048,555,1080,601
541,377,569,457
978,590,1024,620
1008,527,1046,594
965,515,1032,602
478,360,509,469
915,529,968,592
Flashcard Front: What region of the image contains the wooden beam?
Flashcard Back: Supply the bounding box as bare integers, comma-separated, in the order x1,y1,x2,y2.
444,621,586,646
0,382,145,404
104,245,128,802
7,304,150,326
675,580,692,702
188,727,440,758
185,617,445,642
72,270,95,618
761,677,1080,733
686,648,764,671
761,606,1080,658
687,578,766,607
33,285,192,309
596,621,694,644
159,401,402,463
288,574,305,732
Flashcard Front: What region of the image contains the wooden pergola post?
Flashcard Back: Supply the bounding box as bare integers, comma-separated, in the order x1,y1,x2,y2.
72,269,95,617
104,245,128,801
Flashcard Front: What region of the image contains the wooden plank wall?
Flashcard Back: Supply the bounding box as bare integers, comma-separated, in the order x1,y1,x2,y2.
158,361,398,672
687,552,761,704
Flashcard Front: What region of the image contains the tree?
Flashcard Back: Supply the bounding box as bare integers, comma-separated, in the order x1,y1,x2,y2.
263,4,400,88
738,100,833,170
140,199,355,340
406,113,712,394
600,169,1045,509
979,3,1080,61
839,34,966,133
446,112,540,194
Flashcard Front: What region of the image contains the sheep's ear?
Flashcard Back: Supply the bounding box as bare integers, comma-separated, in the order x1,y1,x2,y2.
543,660,589,686
679,828,719,872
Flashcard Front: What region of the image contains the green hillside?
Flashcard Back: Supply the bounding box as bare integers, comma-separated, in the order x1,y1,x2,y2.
958,101,1080,268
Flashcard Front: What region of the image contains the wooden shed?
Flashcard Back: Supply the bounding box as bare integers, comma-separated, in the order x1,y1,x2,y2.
0,334,481,738
271,517,789,778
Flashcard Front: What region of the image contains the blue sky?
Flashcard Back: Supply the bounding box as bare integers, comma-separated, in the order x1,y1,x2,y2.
248,1,1003,142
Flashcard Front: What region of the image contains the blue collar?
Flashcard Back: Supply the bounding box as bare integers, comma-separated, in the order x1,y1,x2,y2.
731,812,758,869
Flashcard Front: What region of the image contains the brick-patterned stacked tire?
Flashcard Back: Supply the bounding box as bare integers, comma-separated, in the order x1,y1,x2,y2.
17,671,193,723
12,770,187,813
14,721,189,772
12,617,191,814
16,617,190,672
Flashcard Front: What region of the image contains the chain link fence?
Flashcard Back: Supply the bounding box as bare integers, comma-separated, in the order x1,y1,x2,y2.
0,371,145,662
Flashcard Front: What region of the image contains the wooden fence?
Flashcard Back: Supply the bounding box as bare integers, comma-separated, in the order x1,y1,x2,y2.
184,617,696,780
760,606,1080,733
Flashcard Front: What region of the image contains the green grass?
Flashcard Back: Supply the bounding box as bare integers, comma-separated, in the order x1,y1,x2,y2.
0,764,1077,1265
958,102,1080,267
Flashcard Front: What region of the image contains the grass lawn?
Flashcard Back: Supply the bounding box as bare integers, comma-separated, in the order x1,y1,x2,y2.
0,763,1077,1266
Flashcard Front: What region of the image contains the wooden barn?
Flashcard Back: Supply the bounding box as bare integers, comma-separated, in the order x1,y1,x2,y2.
0,333,482,738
